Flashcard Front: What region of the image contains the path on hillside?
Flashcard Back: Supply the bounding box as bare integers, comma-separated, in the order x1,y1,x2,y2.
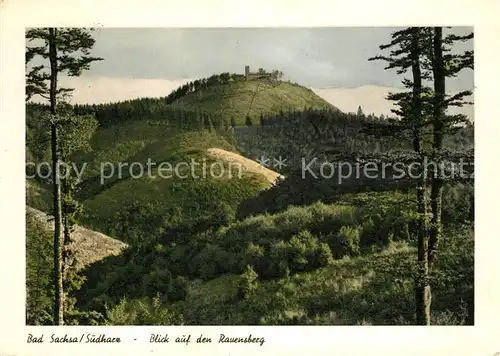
206,148,283,184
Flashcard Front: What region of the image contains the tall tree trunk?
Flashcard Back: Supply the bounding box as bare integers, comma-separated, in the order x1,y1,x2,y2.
410,27,431,325
415,183,431,324
49,27,64,326
62,177,71,281
428,27,445,270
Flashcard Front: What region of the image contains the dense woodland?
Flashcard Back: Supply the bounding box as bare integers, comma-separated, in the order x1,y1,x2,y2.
25,27,474,326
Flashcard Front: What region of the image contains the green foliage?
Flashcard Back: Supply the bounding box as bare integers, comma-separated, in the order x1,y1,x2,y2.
328,226,361,258
263,241,291,279
26,180,53,213
241,243,266,272
237,265,259,300
169,276,189,302
315,242,335,268
165,226,472,325
441,183,473,224
142,268,173,300
26,213,54,325
191,244,232,280
288,230,333,271
109,200,167,245
26,28,103,102
245,115,253,127
26,212,104,325
287,232,311,272
26,104,52,164
37,180,473,327
106,296,184,325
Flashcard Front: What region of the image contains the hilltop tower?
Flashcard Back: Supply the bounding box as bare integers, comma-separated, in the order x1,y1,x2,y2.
245,65,250,80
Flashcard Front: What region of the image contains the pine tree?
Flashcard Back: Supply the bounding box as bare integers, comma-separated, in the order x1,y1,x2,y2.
356,105,365,118
369,27,433,324
427,28,473,269
370,27,474,324
57,106,99,317
206,114,214,132
25,27,102,325
59,113,102,325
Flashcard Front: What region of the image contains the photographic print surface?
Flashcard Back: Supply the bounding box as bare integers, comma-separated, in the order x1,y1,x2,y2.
25,27,474,326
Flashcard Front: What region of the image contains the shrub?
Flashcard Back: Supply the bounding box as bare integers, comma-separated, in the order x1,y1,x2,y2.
273,206,313,239
360,218,377,247
241,243,266,273
142,268,172,300
168,276,189,302
288,230,331,272
222,214,276,251
109,200,165,244
392,221,411,241
212,202,235,227
328,226,361,258
191,244,231,280
26,214,54,325
262,241,290,279
442,183,473,224
237,265,259,300
106,296,184,325
310,204,357,237
311,242,334,268
287,232,310,272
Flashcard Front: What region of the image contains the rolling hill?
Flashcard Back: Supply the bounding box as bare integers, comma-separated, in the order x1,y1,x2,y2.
26,121,283,244
169,79,336,125
66,77,338,129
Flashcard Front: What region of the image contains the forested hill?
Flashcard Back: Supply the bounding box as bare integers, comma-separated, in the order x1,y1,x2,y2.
59,74,336,127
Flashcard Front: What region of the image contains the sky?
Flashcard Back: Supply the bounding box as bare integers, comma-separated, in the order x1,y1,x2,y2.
29,27,474,118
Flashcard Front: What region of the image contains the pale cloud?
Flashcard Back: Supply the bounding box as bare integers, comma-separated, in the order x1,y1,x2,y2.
312,85,403,116
32,76,192,105
313,85,474,120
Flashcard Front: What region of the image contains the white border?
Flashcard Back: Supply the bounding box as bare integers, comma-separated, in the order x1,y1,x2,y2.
1,0,500,355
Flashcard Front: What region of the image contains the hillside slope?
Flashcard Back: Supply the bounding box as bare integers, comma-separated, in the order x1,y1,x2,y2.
169,232,473,325
26,206,127,271
78,194,473,326
170,79,336,125
26,122,280,244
